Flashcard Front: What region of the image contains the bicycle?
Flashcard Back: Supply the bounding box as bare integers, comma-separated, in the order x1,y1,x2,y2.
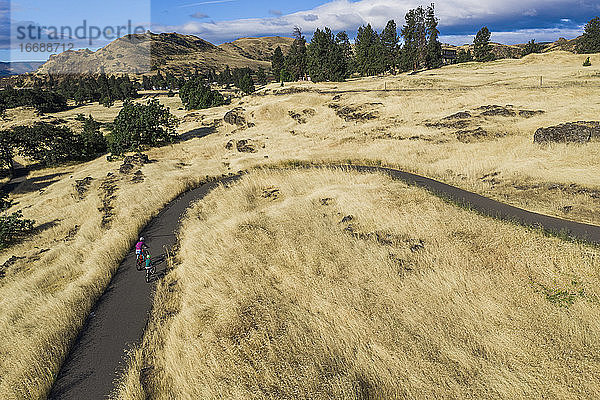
145,253,155,283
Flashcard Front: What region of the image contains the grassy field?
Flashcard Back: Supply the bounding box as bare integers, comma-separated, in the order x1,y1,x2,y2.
1,51,600,398
115,168,600,399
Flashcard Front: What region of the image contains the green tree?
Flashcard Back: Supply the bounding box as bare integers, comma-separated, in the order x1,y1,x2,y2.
474,27,495,62
577,17,600,54
425,4,443,69
79,116,108,159
0,130,16,173
380,20,400,73
307,27,350,82
12,123,81,166
108,99,178,155
522,39,544,56
256,67,267,85
237,72,255,94
401,6,427,71
583,57,592,66
285,27,308,80
272,46,285,81
179,77,226,110
0,210,35,248
355,24,385,76
456,48,473,63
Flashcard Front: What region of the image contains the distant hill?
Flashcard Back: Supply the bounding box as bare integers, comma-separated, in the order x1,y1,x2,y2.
218,36,295,61
36,32,293,76
0,62,45,76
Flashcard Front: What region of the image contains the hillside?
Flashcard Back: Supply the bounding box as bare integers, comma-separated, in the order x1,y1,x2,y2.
218,36,295,61
35,32,274,76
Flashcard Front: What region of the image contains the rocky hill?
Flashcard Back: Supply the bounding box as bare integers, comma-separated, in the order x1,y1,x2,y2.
35,32,291,76
218,36,295,61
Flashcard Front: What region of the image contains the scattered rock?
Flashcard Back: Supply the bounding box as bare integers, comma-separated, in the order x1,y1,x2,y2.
261,187,280,199
518,110,545,118
0,255,25,278
64,225,80,242
534,121,600,144
224,107,246,126
341,215,354,223
562,205,574,214
131,170,145,183
480,105,517,117
332,94,341,101
329,104,378,122
98,175,118,228
320,198,333,206
119,153,149,174
225,139,259,153
289,108,316,124
443,111,472,120
74,177,93,199
455,127,496,143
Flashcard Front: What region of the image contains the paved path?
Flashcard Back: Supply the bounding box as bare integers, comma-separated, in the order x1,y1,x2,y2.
48,166,600,399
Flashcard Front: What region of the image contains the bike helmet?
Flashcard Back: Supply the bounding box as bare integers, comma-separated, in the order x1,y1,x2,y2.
139,237,145,242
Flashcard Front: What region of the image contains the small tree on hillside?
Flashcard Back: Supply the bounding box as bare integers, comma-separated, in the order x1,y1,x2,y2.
456,48,473,63
577,17,600,54
238,72,255,94
285,27,308,80
401,6,428,71
256,67,267,85
179,77,226,110
522,39,544,56
474,27,495,62
272,46,285,81
108,100,178,155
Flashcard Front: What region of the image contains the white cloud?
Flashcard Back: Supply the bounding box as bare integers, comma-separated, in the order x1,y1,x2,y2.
153,0,589,44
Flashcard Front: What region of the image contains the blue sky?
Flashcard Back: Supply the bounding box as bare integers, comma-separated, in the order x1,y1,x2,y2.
3,0,599,62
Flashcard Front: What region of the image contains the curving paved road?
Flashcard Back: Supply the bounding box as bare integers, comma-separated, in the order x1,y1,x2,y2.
47,165,600,399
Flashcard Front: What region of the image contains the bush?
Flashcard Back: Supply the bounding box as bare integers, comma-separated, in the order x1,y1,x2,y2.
583,57,592,67
0,210,35,248
0,88,67,113
108,99,178,154
79,116,108,159
179,77,225,110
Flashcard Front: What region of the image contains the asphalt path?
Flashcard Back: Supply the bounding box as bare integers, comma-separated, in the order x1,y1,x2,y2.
47,165,600,399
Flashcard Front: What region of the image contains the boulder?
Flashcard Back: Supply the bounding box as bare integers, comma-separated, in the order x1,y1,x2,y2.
224,107,246,126
534,121,600,144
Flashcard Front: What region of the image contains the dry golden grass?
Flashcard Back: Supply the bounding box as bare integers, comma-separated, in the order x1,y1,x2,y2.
2,51,600,398
115,168,600,399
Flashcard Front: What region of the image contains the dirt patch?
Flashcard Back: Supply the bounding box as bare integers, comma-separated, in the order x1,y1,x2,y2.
534,121,600,144
74,177,93,200
329,104,379,122
344,223,425,251
288,108,316,124
224,107,247,127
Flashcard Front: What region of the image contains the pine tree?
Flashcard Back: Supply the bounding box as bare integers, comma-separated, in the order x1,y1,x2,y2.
271,46,285,82
285,27,307,80
474,27,495,62
380,20,399,74
401,6,427,71
307,28,350,82
522,39,543,56
255,68,267,85
335,31,353,77
355,24,384,76
577,17,600,54
456,48,473,63
425,4,442,69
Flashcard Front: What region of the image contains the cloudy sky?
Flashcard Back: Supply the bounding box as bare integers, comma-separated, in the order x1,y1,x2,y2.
153,0,598,45
3,0,599,62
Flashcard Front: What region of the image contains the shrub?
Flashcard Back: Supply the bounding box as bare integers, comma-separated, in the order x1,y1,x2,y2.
0,210,35,248
179,77,225,110
583,57,592,67
108,99,178,154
